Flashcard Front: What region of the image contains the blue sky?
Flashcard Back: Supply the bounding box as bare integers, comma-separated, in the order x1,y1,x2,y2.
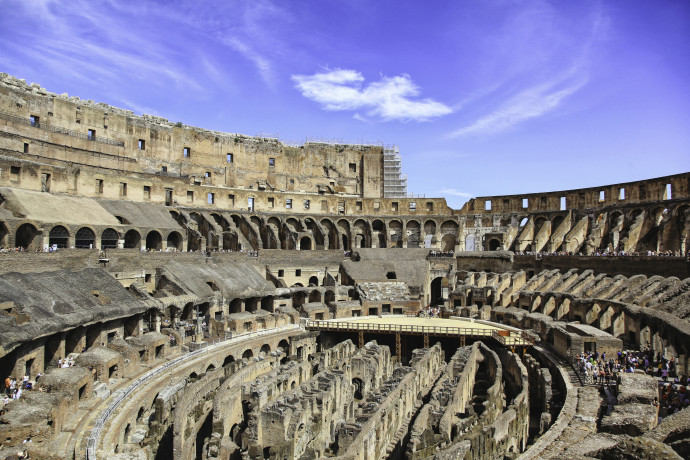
1,0,688,208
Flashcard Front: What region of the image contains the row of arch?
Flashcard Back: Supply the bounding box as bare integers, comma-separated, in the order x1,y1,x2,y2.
1,221,183,251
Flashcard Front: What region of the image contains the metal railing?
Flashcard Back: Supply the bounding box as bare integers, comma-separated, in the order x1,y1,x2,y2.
0,111,125,147
85,324,299,459
305,319,534,346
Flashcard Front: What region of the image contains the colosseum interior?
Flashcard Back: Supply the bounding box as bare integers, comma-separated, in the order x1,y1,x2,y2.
0,73,689,460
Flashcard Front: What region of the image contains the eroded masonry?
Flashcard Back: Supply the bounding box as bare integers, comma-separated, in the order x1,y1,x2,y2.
0,73,689,460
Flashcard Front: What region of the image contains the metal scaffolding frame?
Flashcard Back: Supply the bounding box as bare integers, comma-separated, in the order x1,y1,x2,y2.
383,145,408,198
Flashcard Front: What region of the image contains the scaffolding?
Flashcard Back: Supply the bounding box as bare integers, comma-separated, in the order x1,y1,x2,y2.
383,146,408,198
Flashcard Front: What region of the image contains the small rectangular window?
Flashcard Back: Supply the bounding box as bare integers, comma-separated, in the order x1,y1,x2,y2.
599,190,605,202
356,201,363,211
88,129,96,141
96,179,103,194
286,198,292,209
268,158,275,167
10,166,20,181
410,201,417,211
484,200,491,211
392,202,399,212
226,153,233,163
278,269,284,277
268,197,275,208
304,199,310,209
120,182,127,196
665,183,672,200
161,165,167,173
619,188,625,200
295,269,301,277
338,201,345,214
183,147,190,158
207,192,215,204
138,139,145,150
426,202,433,211
205,171,211,178
228,194,235,206
560,196,566,210
187,191,194,202
522,198,529,209
374,201,380,211
349,163,356,173
321,200,328,212
30,115,39,127
23,143,29,153
144,185,151,200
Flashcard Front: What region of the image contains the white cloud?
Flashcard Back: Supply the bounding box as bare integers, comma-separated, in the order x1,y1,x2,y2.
292,69,452,122
438,188,475,198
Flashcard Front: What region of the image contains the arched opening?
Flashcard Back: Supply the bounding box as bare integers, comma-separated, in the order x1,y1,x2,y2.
49,225,69,248
308,276,319,286
124,229,141,249
242,349,254,360
406,221,421,248
352,377,364,400
206,364,215,373
166,231,182,251
488,239,501,251
389,220,403,248
223,355,235,367
308,290,321,303
430,277,445,306
101,228,119,249
75,227,95,249
15,223,40,250
278,339,289,354
0,222,8,248
229,298,243,314
299,236,312,250
260,344,271,356
146,230,162,250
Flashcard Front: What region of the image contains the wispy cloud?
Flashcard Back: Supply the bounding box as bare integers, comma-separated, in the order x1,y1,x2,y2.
438,188,475,198
292,69,452,122
448,0,605,137
449,76,588,137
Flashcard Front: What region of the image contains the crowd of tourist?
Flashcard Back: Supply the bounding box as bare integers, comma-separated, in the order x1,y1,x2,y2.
574,349,689,422
429,250,454,258
516,250,686,257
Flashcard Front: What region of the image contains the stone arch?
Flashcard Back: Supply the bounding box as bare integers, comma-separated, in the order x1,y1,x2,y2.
101,228,119,249
430,276,446,306
49,225,70,248
388,220,403,248
424,219,437,237
166,231,183,251
308,290,322,303
488,238,501,251
534,216,547,231
278,339,290,354
124,229,141,249
353,219,370,248
372,219,386,249
266,217,282,249
304,218,325,249
260,344,271,356
223,355,235,367
146,230,162,250
308,276,319,286
337,219,350,250
75,226,96,249
321,218,338,249
406,220,421,248
15,222,40,250
0,221,7,248
242,349,254,360
299,235,313,250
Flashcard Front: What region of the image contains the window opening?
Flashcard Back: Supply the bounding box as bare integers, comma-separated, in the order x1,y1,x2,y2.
138,139,145,150
208,193,215,204
227,153,233,163
144,185,151,200
187,191,193,202
484,200,491,211
286,199,292,209
522,198,529,209
88,129,96,140
183,147,190,158
560,196,566,210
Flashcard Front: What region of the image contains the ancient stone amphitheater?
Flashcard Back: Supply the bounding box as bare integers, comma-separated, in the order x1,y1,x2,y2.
0,73,688,460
